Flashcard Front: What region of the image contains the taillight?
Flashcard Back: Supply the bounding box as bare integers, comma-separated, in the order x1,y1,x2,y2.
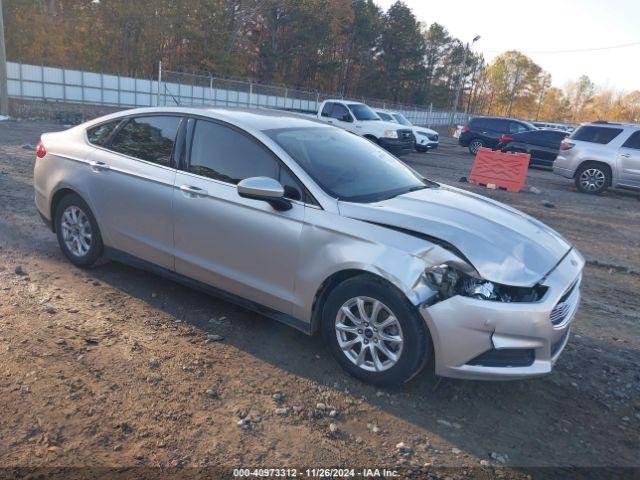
461,126,470,133
36,141,47,158
499,135,514,143
561,141,575,151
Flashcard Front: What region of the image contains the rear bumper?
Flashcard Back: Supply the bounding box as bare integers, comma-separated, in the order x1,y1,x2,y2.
553,165,575,179
379,137,415,155
420,249,584,380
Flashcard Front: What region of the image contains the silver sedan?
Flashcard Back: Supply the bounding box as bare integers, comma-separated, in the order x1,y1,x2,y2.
33,107,583,386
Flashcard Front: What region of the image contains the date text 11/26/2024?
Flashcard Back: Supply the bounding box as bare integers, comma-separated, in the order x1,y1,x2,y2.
233,468,400,478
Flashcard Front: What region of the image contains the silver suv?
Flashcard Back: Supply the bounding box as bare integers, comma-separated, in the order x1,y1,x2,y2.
553,121,640,194
34,107,584,386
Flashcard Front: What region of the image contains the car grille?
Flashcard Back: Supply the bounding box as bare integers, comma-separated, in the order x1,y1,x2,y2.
428,134,439,141
550,276,581,327
467,348,535,368
398,129,414,141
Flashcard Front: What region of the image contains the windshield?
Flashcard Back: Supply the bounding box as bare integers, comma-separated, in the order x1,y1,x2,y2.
347,104,380,121
392,114,412,126
265,127,427,202
377,112,394,122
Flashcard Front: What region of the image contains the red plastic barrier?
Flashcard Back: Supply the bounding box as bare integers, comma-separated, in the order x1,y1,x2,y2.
469,148,530,193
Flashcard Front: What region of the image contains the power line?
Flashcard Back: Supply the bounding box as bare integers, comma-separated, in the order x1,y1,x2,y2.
484,41,640,55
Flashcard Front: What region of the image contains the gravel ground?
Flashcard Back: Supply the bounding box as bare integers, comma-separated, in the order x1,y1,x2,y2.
0,119,639,479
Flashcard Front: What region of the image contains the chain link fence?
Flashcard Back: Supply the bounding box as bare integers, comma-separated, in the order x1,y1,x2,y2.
160,68,469,128
6,61,469,128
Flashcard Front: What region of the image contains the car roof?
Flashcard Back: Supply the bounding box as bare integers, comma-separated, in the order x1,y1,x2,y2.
91,106,329,132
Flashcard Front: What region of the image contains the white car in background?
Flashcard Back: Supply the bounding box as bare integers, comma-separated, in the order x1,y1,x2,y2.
376,109,439,152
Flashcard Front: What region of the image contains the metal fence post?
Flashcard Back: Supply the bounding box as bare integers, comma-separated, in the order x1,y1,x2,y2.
100,72,104,105
117,74,120,107
18,62,23,97
40,64,45,100
81,71,85,103
157,60,162,106
249,81,253,108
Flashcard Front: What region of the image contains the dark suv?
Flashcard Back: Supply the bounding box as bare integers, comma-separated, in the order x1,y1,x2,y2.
459,117,537,154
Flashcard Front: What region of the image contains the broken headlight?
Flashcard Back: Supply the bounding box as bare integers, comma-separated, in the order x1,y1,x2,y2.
423,265,547,304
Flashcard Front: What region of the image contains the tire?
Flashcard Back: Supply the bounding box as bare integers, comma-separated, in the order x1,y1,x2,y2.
321,275,430,387
468,139,484,155
415,145,428,153
574,162,611,194
54,193,104,268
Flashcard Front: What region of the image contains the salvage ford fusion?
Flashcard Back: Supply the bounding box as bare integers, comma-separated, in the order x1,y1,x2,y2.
33,107,584,386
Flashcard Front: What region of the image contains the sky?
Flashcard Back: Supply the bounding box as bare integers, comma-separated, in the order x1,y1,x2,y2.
374,0,640,92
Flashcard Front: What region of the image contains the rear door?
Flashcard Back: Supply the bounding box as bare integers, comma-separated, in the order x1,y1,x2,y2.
619,131,640,185
86,114,183,270
483,118,508,147
526,131,564,165
172,117,307,315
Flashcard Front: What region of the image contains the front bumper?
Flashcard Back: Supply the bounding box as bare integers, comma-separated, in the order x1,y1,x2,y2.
379,137,415,156
416,137,439,150
419,249,584,380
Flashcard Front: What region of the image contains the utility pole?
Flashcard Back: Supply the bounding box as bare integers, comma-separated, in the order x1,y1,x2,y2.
450,35,480,129
0,0,8,116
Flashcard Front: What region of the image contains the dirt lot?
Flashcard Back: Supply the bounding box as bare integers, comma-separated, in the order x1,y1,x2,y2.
0,120,639,479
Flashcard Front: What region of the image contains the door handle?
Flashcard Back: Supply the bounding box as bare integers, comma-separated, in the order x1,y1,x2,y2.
179,184,208,197
89,161,110,172
621,153,631,158
327,120,333,124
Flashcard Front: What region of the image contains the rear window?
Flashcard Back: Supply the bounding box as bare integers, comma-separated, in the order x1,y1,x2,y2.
570,126,623,144
87,120,120,146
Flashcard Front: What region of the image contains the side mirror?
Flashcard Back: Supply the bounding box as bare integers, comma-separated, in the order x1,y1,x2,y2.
237,177,291,211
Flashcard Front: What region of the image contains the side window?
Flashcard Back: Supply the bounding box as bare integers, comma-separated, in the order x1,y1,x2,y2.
489,119,507,132
321,102,334,117
622,131,640,150
87,120,120,146
331,103,351,122
470,118,485,130
109,116,181,167
510,122,529,134
189,120,278,184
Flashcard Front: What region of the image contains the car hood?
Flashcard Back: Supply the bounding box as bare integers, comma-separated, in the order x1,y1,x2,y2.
414,127,437,136
339,185,572,287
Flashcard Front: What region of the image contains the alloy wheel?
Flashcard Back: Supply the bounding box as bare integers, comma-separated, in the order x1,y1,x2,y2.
579,168,606,192
60,205,93,257
470,140,483,154
335,296,404,372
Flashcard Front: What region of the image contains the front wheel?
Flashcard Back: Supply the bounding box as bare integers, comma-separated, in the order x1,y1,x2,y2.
574,163,610,194
468,139,484,155
54,193,104,268
321,276,430,387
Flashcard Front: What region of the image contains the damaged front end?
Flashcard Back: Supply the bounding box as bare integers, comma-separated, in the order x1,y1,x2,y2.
420,264,548,306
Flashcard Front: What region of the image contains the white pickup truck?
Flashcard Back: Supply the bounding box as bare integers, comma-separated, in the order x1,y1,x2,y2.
315,99,415,155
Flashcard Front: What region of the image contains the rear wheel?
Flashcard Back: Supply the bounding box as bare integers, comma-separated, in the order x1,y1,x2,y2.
54,193,103,268
468,139,484,155
574,163,610,194
321,275,430,387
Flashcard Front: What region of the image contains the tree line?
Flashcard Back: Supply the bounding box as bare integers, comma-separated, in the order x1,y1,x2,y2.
5,0,639,124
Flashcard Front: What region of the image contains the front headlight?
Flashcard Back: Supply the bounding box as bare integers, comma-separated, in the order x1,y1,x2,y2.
423,264,547,303
383,130,398,139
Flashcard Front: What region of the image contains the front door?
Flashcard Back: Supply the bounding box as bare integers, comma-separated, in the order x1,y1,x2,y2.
172,118,306,315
